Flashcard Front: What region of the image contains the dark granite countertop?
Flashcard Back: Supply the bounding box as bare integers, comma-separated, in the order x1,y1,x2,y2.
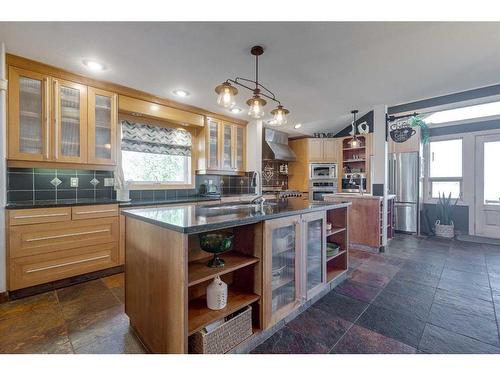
122,198,351,234
5,198,121,209
4,194,249,209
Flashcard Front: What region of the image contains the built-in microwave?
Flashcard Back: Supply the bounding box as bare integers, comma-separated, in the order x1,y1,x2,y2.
310,163,338,180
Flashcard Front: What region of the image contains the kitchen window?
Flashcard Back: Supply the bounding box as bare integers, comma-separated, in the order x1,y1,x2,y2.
428,138,463,199
120,120,193,188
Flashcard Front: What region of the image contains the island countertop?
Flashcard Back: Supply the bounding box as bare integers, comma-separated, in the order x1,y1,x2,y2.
122,198,351,234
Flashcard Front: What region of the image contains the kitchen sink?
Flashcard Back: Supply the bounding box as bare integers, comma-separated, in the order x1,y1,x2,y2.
200,201,277,210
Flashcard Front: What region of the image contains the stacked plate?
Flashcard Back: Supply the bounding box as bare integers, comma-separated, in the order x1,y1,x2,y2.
326,242,340,258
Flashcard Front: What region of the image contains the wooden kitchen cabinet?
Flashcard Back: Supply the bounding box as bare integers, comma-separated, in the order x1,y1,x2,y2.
53,78,88,163
87,87,118,165
198,117,245,175
8,67,51,161
263,215,302,328
7,204,121,291
8,65,118,167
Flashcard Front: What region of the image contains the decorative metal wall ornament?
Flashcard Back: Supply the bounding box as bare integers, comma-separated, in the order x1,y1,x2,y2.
387,113,430,144
215,46,290,124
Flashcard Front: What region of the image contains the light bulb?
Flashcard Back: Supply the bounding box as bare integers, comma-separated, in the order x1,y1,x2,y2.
270,105,289,126
246,96,266,119
215,82,237,109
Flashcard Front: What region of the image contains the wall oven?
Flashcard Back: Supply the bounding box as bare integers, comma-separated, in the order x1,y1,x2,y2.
310,163,338,180
309,180,338,202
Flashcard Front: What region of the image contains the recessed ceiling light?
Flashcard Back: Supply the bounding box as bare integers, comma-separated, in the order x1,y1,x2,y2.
230,107,242,114
82,59,106,72
294,123,302,129
173,89,190,98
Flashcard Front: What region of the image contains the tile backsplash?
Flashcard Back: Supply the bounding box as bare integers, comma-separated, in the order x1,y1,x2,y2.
7,168,114,202
261,161,288,190
6,168,257,204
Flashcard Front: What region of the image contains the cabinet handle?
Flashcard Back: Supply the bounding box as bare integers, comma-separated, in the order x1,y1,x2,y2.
53,80,59,160
43,78,50,160
14,213,69,219
26,228,110,242
25,254,110,273
75,209,117,215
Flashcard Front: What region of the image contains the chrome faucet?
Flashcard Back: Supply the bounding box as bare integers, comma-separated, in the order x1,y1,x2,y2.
251,171,262,196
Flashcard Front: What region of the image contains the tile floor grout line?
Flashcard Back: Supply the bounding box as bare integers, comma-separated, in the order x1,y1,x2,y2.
416,247,447,351
53,289,77,354
485,261,500,346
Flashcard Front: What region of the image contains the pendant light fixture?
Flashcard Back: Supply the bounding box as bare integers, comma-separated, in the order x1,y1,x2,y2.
350,110,360,148
215,45,289,124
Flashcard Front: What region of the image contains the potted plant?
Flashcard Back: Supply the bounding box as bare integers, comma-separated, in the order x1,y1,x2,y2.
435,192,458,238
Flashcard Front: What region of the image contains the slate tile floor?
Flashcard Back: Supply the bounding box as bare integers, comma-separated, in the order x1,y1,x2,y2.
0,274,146,354
252,234,500,354
2,234,500,354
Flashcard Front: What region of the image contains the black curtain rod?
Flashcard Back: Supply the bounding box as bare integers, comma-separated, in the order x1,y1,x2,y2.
386,112,419,122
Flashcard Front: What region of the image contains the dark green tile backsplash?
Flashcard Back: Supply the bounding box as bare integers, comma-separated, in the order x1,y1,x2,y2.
7,167,114,203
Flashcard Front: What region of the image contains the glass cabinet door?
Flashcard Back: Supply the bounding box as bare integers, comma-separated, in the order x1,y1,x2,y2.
265,215,301,326
303,211,326,298
8,67,50,161
234,125,245,171
88,87,117,165
206,118,219,169
53,79,87,163
221,123,233,170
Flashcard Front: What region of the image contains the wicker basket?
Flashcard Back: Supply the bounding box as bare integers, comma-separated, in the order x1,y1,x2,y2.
435,220,455,238
189,306,253,354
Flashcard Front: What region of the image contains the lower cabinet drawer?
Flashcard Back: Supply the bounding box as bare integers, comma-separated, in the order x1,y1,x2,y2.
9,242,119,290
72,204,119,220
9,217,119,258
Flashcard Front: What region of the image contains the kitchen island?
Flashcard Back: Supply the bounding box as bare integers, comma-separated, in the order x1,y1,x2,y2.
324,193,396,251
122,198,351,353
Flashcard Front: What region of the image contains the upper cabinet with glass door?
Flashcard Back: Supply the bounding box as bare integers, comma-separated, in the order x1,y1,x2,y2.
87,87,117,165
8,67,51,161
199,118,246,174
53,79,87,163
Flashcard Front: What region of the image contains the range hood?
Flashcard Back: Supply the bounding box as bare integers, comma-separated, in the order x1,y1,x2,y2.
262,128,297,161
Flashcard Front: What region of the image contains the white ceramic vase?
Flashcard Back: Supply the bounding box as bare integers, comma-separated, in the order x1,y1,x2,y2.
206,276,228,310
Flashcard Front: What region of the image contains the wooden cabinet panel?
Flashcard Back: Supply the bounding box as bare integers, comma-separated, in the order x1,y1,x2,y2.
322,139,338,162
53,78,88,163
9,242,119,290
87,87,117,165
9,217,119,258
72,204,119,220
307,139,324,161
8,207,71,226
8,67,51,161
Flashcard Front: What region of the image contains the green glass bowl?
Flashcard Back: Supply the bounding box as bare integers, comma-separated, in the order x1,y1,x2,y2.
199,233,234,268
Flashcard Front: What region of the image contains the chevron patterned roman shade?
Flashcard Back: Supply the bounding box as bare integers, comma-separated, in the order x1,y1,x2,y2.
121,120,192,156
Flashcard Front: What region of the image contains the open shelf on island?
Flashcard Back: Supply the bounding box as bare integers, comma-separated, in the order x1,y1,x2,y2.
327,267,347,283
188,252,259,287
188,289,260,335
326,226,346,236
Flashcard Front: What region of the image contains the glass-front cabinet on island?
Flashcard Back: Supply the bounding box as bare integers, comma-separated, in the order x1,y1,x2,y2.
263,215,302,327
7,66,117,166
199,117,246,174
302,211,326,300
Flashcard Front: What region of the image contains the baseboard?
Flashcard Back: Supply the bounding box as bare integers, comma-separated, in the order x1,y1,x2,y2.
0,291,9,304
5,265,124,301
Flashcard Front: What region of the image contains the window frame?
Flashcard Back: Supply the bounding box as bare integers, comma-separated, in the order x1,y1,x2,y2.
119,116,197,190
424,136,464,202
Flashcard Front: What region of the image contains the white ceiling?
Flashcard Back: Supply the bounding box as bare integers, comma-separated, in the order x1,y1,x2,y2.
1,22,500,135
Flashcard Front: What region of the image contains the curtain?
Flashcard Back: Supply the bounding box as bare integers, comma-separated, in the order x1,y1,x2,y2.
121,120,192,156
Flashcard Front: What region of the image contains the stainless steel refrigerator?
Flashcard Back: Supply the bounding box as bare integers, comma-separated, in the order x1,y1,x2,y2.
388,152,419,233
